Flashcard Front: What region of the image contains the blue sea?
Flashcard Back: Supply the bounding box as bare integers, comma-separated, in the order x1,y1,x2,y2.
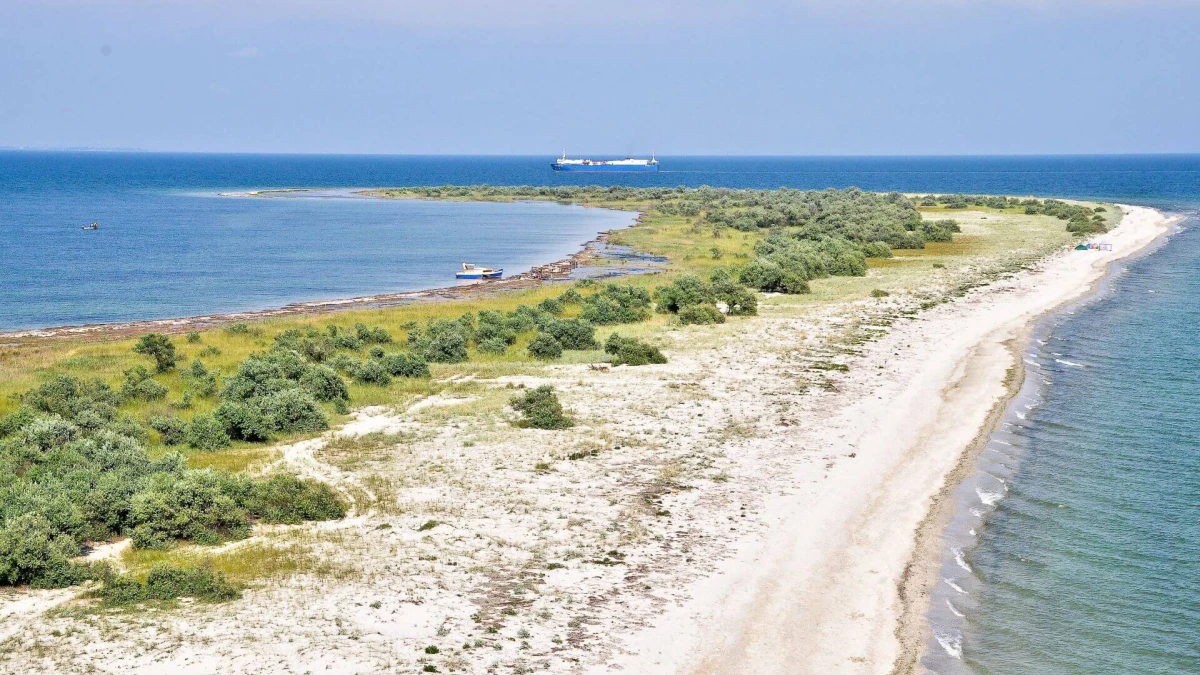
1,152,1197,672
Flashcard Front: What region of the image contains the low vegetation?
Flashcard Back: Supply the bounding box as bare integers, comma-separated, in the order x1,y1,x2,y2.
510,386,573,430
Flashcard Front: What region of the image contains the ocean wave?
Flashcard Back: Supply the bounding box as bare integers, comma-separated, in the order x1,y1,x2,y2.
946,599,965,618
934,629,963,659
952,547,973,573
944,577,968,594
1055,358,1085,368
976,486,1004,506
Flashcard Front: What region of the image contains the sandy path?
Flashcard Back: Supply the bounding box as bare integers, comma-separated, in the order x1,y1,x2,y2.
593,206,1174,675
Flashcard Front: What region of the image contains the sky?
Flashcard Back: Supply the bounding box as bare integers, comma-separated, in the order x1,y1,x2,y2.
2,0,1199,155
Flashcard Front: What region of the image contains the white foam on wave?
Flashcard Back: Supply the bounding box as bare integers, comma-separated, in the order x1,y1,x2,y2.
944,577,968,594
992,439,1012,446
970,507,984,518
1055,359,1085,368
952,547,973,573
1036,339,1047,345
946,599,965,618
934,629,963,659
1015,410,1026,420
976,486,1004,506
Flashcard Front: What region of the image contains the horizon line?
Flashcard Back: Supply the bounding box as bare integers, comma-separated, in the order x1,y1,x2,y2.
3,148,1200,159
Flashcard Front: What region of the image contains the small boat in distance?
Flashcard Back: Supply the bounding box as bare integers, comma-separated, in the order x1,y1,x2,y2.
81,221,99,230
551,151,659,172
455,263,503,280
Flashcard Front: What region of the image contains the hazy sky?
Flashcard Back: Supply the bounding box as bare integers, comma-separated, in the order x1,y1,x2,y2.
3,0,1199,155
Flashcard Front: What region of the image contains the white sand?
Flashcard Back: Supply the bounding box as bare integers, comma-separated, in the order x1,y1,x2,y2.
0,207,1174,675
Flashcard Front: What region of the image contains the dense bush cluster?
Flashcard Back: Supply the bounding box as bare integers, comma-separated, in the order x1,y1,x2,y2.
654,271,758,318
0,374,346,588
96,562,241,605
604,334,667,366
510,386,573,430
578,284,653,325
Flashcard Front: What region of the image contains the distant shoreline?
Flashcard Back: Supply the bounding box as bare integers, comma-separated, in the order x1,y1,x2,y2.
0,226,655,343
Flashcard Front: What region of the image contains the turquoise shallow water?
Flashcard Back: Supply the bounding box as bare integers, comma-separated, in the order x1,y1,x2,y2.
923,217,1200,674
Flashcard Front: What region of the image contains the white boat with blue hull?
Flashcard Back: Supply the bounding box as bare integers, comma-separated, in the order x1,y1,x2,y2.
551,152,659,172
456,263,503,280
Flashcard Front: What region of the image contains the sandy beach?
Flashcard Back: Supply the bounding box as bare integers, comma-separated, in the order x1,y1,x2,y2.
588,205,1174,675
0,206,1175,675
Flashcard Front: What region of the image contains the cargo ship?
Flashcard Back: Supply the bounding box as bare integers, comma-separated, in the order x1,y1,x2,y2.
551,152,659,173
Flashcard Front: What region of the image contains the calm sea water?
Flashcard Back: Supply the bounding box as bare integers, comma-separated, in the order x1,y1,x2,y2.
1,152,1198,672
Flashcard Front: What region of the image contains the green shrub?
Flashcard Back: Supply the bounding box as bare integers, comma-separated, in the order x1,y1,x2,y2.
510,386,573,430
418,320,470,364
259,389,328,434
537,297,564,315
351,359,392,386
97,563,241,605
653,275,713,313
871,289,890,298
527,334,563,360
243,475,346,524
579,285,652,325
299,365,351,402
129,471,250,547
477,337,509,354
861,241,893,258
186,332,202,343
0,514,84,587
557,288,582,304
538,318,597,350
355,323,393,344
133,333,178,372
710,272,758,316
379,352,431,378
121,366,169,401
678,304,726,325
22,374,120,419
919,219,961,243
149,416,187,446
0,406,37,438
329,353,359,373
332,333,364,351
604,334,667,366
225,322,251,334
214,401,274,442
187,414,232,450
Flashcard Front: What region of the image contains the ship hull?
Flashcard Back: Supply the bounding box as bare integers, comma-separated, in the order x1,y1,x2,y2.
551,163,659,172
455,270,503,280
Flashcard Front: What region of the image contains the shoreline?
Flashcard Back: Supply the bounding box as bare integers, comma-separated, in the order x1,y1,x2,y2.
0,227,660,343
583,205,1176,675
907,206,1182,673
889,204,1179,674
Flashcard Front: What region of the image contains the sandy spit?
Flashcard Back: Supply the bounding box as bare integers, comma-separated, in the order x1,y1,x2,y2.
590,205,1174,675
0,207,1176,675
